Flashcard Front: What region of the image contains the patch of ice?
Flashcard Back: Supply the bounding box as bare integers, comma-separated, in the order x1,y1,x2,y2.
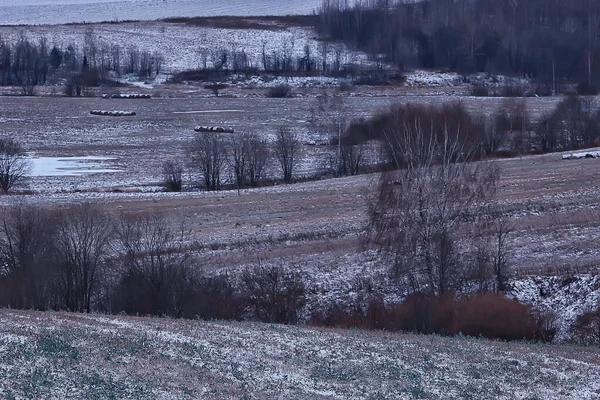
29,156,122,176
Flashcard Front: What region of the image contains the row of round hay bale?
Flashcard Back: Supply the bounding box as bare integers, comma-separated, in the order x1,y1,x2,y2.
102,93,151,99
194,126,235,133
90,110,136,116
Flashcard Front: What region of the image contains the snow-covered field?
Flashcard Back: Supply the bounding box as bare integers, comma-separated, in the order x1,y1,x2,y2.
0,0,323,25
0,309,598,400
0,21,371,86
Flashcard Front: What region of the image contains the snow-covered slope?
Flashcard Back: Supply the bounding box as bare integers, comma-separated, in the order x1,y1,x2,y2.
1,310,599,399
0,22,369,81
0,0,323,26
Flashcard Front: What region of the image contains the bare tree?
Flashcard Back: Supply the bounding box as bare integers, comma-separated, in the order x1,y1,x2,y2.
247,133,270,186
230,133,250,189
310,92,359,176
481,115,505,155
489,214,514,292
369,113,499,296
494,99,530,154
339,144,363,176
112,212,191,316
55,203,111,313
190,133,229,191
274,127,299,183
0,138,31,194
162,159,183,192
0,205,58,310
230,132,270,189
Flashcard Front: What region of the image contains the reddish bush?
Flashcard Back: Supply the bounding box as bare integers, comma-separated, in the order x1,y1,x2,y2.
309,294,387,330
386,294,457,335
311,293,552,342
457,294,533,341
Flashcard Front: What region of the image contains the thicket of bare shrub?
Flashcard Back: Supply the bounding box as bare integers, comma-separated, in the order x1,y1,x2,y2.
241,266,306,324
266,84,293,98
536,95,600,152
311,294,557,342
162,160,184,192
0,202,562,343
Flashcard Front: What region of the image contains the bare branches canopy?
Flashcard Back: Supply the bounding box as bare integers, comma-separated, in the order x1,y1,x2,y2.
0,137,31,194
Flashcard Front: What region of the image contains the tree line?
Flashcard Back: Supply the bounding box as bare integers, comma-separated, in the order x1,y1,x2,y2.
0,31,164,95
0,202,561,342
0,204,302,322
316,0,600,90
171,38,397,85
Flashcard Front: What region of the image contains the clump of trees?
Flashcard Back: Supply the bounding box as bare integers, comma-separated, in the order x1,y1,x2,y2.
171,37,401,85
0,31,164,95
186,131,272,191
0,137,31,194
317,0,600,90
536,95,600,152
0,204,306,321
366,103,504,296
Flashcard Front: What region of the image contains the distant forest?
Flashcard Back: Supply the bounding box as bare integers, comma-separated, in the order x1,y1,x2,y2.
316,0,600,88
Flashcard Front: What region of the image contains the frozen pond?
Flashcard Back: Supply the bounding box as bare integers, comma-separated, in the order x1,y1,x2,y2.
0,0,322,25
29,156,122,176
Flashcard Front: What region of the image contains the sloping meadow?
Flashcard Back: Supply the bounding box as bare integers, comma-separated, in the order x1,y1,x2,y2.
0,309,599,399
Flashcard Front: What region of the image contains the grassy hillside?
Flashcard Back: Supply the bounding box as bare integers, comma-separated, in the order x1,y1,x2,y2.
0,309,598,399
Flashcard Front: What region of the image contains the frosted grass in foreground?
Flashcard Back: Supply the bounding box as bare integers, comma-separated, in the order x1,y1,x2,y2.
29,156,122,176
0,309,599,399
0,0,322,25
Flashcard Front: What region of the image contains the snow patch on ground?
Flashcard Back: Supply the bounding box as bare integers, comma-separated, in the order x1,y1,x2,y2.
404,70,462,87
509,274,600,342
562,150,600,160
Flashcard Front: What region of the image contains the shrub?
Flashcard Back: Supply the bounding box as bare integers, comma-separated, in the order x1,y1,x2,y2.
471,85,490,97
387,294,457,335
568,305,600,345
180,273,244,320
529,306,558,342
204,83,228,97
266,84,293,98
161,160,183,192
0,137,31,194
457,294,533,341
499,82,530,97
576,81,599,96
241,265,306,324
310,293,552,342
310,293,387,330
